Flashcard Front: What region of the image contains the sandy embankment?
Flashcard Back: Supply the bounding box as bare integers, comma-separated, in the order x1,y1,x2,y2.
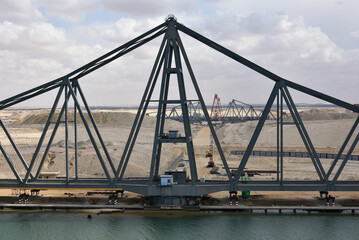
0,107,358,203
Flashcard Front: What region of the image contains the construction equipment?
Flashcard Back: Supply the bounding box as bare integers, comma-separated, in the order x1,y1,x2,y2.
210,94,223,121
206,131,215,167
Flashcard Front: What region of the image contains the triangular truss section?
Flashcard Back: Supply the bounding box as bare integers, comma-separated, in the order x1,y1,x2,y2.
114,19,232,187
0,79,116,186
0,120,26,183
233,82,331,185
0,15,358,193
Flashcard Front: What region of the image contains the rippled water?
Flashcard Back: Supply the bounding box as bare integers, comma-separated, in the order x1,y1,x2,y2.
0,211,358,240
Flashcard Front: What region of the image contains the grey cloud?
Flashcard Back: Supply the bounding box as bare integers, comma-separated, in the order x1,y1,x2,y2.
36,0,99,22
1,1,359,106
0,0,43,23
101,0,198,18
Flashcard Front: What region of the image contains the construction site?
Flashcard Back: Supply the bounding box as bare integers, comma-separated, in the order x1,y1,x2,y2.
0,16,359,210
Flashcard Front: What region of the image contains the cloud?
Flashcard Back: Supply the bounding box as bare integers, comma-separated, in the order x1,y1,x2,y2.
0,1,358,106
0,15,166,106
0,21,67,55
0,0,43,23
101,0,198,18
350,31,359,38
96,17,164,43
36,0,99,22
172,11,359,104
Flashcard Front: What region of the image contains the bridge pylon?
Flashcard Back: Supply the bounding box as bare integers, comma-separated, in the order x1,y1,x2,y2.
114,17,232,192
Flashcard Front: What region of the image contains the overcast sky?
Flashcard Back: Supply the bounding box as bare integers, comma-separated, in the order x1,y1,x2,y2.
0,0,358,107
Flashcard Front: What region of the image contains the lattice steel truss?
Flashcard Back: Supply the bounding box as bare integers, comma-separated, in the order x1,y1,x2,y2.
0,16,358,197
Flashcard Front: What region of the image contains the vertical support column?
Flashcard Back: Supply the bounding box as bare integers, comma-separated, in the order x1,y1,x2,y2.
65,80,112,183
74,82,78,180
280,88,283,185
173,39,198,185
154,43,173,177
65,84,69,183
148,41,170,186
276,89,280,182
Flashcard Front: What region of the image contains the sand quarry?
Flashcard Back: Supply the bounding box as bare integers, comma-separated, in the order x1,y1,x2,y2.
0,107,359,202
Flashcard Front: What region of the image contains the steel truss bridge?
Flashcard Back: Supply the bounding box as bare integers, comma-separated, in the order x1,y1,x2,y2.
165,98,278,123
0,16,359,201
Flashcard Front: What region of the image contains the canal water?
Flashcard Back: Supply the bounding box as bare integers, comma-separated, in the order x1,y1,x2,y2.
0,211,358,240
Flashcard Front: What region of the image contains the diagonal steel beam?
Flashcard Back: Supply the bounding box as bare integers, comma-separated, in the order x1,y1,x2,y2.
154,42,173,178
331,131,359,185
148,40,171,186
283,86,328,183
281,87,325,182
34,90,71,180
176,31,233,183
118,54,165,182
24,84,65,183
70,28,167,81
0,142,22,183
0,83,62,110
177,23,359,113
115,33,167,183
234,82,280,185
65,22,167,81
172,38,198,185
0,119,33,178
65,80,112,183
76,81,116,176
1,23,167,111
327,116,359,178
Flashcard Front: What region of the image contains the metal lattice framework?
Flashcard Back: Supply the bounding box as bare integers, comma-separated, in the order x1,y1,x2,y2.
166,100,203,122
166,98,275,123
0,16,359,197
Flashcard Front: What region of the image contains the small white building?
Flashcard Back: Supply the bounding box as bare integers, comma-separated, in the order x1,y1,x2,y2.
160,175,173,186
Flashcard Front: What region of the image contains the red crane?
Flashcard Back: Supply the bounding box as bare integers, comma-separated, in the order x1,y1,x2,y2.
210,94,223,121
206,94,224,167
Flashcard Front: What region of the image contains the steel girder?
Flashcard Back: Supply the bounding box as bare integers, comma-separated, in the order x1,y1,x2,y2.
0,16,358,195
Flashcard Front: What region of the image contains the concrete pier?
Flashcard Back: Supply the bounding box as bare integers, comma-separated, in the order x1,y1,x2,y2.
0,203,358,214
200,205,359,213
0,203,144,211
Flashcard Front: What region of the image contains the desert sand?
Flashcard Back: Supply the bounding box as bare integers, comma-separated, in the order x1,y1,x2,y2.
0,107,358,202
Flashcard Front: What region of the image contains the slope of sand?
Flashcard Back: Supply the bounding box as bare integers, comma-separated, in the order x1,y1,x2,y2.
0,110,191,179
192,108,359,181
0,108,358,182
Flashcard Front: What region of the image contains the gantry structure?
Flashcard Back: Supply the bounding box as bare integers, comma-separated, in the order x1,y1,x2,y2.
0,16,359,203
166,97,276,123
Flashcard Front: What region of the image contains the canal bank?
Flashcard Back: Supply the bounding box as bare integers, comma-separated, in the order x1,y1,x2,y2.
1,203,359,214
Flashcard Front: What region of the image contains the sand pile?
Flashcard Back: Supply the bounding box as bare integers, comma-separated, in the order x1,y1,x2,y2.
216,109,359,148
11,110,184,129
3,108,358,180
51,139,114,149
298,108,357,121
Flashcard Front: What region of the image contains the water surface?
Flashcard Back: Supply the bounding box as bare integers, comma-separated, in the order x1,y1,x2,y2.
0,211,358,240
